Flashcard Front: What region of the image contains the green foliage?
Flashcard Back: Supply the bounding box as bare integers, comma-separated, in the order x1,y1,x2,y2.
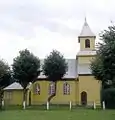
0,59,11,88
90,25,115,108
12,49,40,89
90,25,115,87
0,59,11,109
42,50,68,81
90,56,104,81
102,88,115,109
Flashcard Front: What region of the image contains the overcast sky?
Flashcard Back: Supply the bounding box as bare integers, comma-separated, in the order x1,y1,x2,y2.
0,0,114,64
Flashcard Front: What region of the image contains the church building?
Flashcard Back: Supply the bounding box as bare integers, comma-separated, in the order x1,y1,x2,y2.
30,19,100,106
4,19,101,106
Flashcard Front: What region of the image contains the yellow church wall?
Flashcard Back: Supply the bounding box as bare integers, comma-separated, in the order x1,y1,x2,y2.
78,75,101,105
80,37,95,51
4,90,23,105
76,80,80,104
31,80,77,105
78,56,95,64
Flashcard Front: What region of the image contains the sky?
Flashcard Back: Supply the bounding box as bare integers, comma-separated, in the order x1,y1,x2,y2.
0,0,114,65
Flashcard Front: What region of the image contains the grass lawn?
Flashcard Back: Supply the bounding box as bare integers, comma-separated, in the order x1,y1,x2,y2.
0,108,115,120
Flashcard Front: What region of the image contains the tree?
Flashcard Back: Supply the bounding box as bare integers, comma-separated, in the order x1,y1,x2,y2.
0,59,11,109
12,49,40,109
90,55,109,89
90,25,115,88
90,25,115,108
42,50,68,102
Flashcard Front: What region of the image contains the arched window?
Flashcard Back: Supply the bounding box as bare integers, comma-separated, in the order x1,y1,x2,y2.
49,82,55,95
85,39,90,48
63,82,70,95
81,91,87,105
34,83,40,95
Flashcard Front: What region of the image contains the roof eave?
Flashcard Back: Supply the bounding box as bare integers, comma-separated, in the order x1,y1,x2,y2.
77,54,96,57
78,36,96,38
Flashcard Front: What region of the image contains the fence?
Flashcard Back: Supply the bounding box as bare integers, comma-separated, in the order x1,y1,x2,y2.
1,100,106,110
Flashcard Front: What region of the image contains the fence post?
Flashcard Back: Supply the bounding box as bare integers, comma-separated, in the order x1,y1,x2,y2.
102,101,105,110
47,101,49,110
23,101,26,109
2,100,4,107
93,101,96,110
69,101,72,110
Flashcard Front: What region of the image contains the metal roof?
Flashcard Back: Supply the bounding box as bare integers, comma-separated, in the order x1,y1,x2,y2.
4,82,23,90
79,19,95,37
38,59,78,79
4,58,94,90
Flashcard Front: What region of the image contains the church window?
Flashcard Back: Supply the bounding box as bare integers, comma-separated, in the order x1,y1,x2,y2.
34,83,40,95
85,39,90,48
63,82,70,95
49,82,55,95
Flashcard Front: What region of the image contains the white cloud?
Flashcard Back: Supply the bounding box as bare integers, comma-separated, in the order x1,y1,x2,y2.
0,0,114,65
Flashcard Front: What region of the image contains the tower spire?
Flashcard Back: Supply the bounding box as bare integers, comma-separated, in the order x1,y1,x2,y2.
85,16,87,23
79,18,95,37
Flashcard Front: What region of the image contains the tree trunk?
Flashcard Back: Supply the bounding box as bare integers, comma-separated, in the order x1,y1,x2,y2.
23,88,27,109
48,81,57,102
0,88,3,110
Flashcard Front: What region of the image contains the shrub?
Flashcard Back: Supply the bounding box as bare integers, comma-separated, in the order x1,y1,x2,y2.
102,88,115,109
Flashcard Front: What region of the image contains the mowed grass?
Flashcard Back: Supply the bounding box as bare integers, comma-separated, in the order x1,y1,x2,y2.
0,107,115,120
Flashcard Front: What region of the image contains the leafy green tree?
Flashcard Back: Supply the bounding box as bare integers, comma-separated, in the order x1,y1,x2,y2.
12,49,40,108
42,50,68,102
0,59,11,109
90,25,115,88
90,25,115,108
